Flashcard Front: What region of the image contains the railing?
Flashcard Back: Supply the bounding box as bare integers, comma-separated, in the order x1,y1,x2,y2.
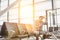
46,8,60,31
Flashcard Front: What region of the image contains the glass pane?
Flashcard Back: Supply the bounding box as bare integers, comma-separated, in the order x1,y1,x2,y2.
20,5,33,24
57,9,60,27
9,8,18,23
35,1,51,11
9,8,18,19
20,18,33,24
9,20,18,23
54,0,60,8
9,0,16,5
21,0,32,6
47,10,57,27
20,6,33,18
0,20,4,25
0,13,7,22
1,0,8,10
34,1,51,20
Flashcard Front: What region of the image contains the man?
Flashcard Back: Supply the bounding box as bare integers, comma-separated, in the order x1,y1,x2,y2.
34,16,45,31
33,16,45,40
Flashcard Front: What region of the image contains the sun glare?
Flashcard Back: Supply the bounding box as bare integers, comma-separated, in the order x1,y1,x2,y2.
20,6,33,24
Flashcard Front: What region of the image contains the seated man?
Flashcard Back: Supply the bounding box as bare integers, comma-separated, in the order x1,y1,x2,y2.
34,16,45,31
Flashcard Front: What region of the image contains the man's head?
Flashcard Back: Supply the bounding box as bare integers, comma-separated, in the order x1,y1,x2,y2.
39,16,45,20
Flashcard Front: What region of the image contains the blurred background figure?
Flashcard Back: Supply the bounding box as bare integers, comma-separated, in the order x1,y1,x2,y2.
34,16,45,31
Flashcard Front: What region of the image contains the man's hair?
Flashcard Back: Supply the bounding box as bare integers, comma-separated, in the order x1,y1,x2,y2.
39,16,45,19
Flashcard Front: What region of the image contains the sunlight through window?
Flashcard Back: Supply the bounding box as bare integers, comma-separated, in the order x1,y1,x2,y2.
20,6,33,24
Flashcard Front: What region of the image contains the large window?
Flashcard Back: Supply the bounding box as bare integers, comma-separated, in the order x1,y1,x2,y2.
0,0,52,25
0,0,60,25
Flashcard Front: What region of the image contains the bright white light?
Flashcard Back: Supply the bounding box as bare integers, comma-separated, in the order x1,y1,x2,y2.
20,6,33,24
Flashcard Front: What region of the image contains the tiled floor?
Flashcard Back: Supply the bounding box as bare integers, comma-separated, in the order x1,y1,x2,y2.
0,38,60,40
0,36,60,40
0,36,41,40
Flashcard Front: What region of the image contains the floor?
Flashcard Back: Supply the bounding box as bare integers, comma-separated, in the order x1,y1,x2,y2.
0,36,37,40
1,37,60,40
